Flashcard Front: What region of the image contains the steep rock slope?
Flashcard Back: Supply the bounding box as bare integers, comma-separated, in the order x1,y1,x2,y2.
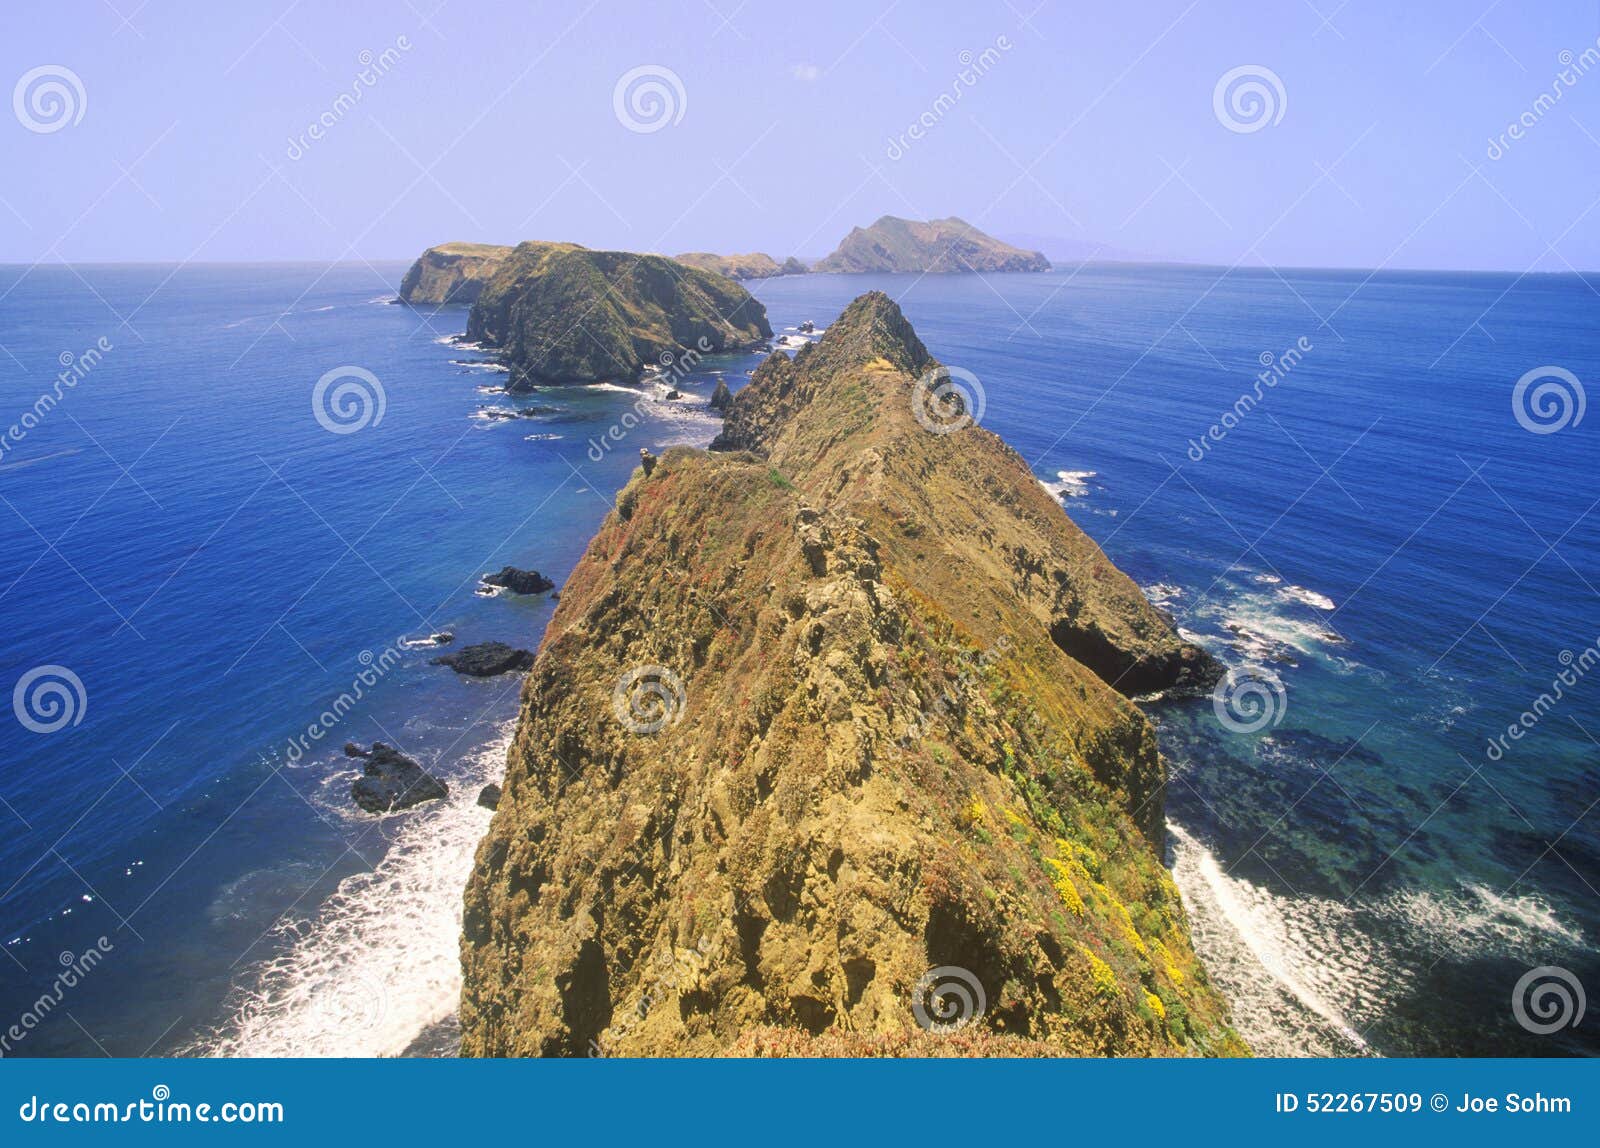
814,216,1050,274
460,293,1238,1057
398,242,514,305
464,242,772,389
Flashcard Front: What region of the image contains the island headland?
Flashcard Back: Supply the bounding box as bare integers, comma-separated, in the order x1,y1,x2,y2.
457,289,1239,1057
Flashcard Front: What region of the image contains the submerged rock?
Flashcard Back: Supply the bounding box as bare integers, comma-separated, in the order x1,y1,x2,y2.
347,742,449,814
480,566,555,594
431,641,536,677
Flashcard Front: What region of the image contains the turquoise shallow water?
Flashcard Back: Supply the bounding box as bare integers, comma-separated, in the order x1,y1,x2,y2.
0,263,1594,1057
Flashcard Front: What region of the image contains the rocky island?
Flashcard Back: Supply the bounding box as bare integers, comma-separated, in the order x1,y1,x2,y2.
453,241,771,391
814,216,1051,274
673,252,808,280
458,292,1240,1057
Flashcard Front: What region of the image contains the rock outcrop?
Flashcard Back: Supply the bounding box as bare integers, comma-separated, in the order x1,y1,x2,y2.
460,293,1238,1058
813,216,1050,274
673,252,808,280
463,242,771,390
347,742,449,813
398,243,514,305
432,642,537,677
707,378,733,412
480,566,556,595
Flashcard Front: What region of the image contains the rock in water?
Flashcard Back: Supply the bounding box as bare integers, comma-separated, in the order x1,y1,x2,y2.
480,566,555,594
460,291,1240,1059
431,641,536,677
813,215,1051,274
477,783,502,811
348,742,449,813
707,378,733,412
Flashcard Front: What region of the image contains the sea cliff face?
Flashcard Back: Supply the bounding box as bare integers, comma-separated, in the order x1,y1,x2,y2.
464,242,772,388
459,293,1239,1057
398,242,514,305
813,216,1051,274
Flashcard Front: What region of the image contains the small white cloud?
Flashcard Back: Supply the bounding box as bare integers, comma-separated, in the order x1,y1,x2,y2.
789,62,821,82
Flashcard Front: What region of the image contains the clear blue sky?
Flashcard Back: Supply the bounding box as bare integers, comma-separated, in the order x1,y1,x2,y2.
4,0,1600,270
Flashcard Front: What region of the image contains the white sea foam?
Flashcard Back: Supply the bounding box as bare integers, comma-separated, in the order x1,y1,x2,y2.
1281,584,1336,611
451,359,509,373
1167,822,1376,1056
193,730,508,1057
523,433,563,442
1039,469,1096,501
1141,582,1183,610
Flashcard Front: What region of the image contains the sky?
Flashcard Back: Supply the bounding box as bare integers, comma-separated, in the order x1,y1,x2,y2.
4,1,1600,271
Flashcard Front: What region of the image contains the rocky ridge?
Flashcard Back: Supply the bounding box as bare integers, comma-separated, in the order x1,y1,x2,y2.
459,292,1239,1057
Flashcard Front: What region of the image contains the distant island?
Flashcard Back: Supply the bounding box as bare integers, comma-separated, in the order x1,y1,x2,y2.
812,216,1051,274
672,252,808,280
400,241,769,389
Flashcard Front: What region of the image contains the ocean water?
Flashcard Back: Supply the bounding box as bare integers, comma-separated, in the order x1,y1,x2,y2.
0,263,1595,1058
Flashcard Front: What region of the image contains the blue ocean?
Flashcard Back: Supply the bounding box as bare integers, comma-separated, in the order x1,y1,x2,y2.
0,263,1594,1058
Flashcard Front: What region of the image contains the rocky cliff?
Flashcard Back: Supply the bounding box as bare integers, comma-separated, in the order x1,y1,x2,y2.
814,216,1051,274
464,242,771,389
674,252,808,280
459,293,1238,1057
398,242,514,305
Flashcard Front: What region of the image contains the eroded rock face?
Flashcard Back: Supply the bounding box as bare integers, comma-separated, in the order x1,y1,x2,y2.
460,293,1242,1058
398,243,514,305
